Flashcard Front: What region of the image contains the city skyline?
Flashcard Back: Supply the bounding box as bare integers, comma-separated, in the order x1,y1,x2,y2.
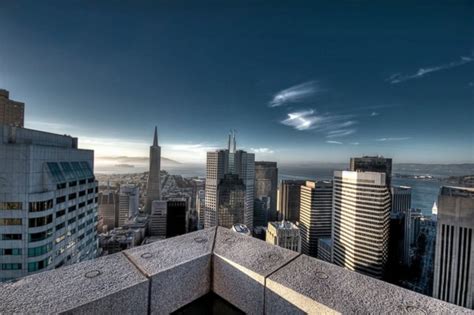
1,2,473,164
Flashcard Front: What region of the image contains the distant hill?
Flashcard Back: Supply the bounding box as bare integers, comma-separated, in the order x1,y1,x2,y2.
393,163,474,177
97,156,181,166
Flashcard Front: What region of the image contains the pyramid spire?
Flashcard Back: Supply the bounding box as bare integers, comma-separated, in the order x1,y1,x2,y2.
153,126,158,146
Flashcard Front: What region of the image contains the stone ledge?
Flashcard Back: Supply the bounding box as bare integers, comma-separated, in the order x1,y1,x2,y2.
265,254,472,314
124,227,216,314
0,252,149,314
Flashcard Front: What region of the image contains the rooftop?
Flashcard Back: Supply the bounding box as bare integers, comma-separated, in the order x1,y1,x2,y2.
0,227,470,314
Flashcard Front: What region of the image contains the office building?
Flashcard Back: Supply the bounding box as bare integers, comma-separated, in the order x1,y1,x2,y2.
254,161,278,226
266,220,301,252
145,126,161,213
391,186,412,214
204,131,255,230
277,180,305,223
98,188,117,231
117,185,139,227
350,156,392,186
332,170,391,279
196,190,205,230
149,200,167,237
0,125,98,281
433,186,474,309
166,199,187,238
299,180,333,257
0,89,24,127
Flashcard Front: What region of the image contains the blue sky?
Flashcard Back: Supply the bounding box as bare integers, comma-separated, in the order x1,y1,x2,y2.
0,1,473,164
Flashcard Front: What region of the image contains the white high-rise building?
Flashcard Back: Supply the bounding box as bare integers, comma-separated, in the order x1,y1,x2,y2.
332,170,391,279
117,185,139,227
0,125,98,282
266,220,301,252
204,131,255,230
299,180,333,258
433,186,474,309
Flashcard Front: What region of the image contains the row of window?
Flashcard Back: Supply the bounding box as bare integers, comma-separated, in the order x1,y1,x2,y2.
1,263,21,270
0,202,22,210
28,243,52,257
2,234,22,240
0,218,22,226
28,257,52,272
0,248,22,256
29,200,53,213
29,214,53,228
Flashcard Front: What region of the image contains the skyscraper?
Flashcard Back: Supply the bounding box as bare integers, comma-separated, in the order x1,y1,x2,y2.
254,161,278,226
299,180,333,258
0,125,98,281
204,132,255,230
196,190,205,230
277,180,305,223
433,186,474,309
0,89,24,128
350,156,392,186
391,186,412,214
98,188,117,231
166,199,187,238
145,126,161,214
332,170,391,279
117,185,139,227
149,200,167,237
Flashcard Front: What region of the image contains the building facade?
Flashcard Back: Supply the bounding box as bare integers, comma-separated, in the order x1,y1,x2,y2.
299,180,333,258
0,126,98,281
166,199,187,238
332,170,391,279
266,220,301,252
149,200,167,237
277,180,305,223
0,89,24,128
145,127,161,213
117,185,139,227
216,174,246,229
196,190,205,230
254,161,278,227
433,186,474,309
97,188,117,231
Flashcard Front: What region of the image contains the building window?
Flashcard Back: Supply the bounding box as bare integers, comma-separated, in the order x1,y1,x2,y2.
69,181,77,187
56,222,65,230
0,218,22,226
56,183,67,190
68,205,76,213
87,177,95,183
78,213,85,220
29,200,53,212
79,202,85,208
79,179,86,185
79,190,86,197
56,196,66,204
1,248,22,256
1,263,22,270
29,214,53,228
68,217,76,225
28,243,52,257
2,234,22,241
56,209,66,218
0,202,22,210
29,229,53,242
87,188,94,194
68,193,77,200
28,257,51,272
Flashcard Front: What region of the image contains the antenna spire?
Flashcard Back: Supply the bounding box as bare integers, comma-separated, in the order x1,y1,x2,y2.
153,126,158,146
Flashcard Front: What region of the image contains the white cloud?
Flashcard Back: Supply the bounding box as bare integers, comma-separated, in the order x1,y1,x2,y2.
269,81,322,107
370,112,379,117
376,137,411,142
326,140,343,145
388,55,474,84
250,147,275,154
351,142,360,145
281,110,357,138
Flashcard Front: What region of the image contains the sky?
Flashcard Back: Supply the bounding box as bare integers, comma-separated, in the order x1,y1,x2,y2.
0,1,473,165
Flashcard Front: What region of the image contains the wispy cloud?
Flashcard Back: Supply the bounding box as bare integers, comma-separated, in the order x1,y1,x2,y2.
376,137,411,142
326,140,343,145
269,81,322,107
250,147,275,154
388,55,474,84
351,142,360,145
281,110,357,138
370,112,379,117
